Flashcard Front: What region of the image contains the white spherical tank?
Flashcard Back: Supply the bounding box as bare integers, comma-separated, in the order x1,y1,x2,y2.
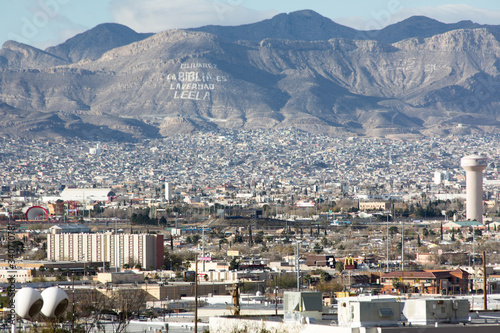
14,288,43,319
40,287,69,318
461,155,487,223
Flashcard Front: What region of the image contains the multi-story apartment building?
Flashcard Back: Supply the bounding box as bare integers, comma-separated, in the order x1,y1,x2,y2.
47,233,164,270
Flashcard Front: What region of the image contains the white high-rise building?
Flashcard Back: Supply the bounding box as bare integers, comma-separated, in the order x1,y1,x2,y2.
433,171,442,185
461,155,487,223
89,143,102,155
47,233,164,269
165,182,173,202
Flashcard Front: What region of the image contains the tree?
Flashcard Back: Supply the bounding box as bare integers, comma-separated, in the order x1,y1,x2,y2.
303,274,312,287
159,216,167,226
254,231,264,244
313,243,323,254
234,233,244,243
319,270,332,282
11,240,24,255
248,225,253,246
392,277,403,293
191,234,200,244
276,273,297,289
219,239,227,251
316,281,344,293
389,226,398,236
229,258,239,271
74,287,147,333
335,261,344,274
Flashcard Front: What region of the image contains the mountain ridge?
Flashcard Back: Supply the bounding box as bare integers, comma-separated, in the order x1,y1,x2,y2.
0,11,500,140
45,23,153,63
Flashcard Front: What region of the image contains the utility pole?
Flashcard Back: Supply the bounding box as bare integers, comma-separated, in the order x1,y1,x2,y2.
401,220,404,271
386,217,389,272
483,251,487,310
202,228,205,272
194,258,198,333
472,226,475,266
71,274,75,333
296,241,300,291
274,278,278,316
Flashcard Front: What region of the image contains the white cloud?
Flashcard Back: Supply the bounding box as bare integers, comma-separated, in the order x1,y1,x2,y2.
334,4,500,31
3,1,87,49
393,4,500,26
109,0,277,33
34,26,86,49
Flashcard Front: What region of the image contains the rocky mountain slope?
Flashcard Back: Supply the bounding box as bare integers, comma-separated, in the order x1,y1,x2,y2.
1,10,500,140
45,23,153,63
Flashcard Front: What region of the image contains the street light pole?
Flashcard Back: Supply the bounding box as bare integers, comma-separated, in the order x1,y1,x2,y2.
401,220,404,271
71,274,75,333
194,258,198,333
296,241,300,292
274,278,278,316
386,217,389,272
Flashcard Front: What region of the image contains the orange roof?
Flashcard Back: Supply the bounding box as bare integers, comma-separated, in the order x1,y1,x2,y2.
382,271,449,279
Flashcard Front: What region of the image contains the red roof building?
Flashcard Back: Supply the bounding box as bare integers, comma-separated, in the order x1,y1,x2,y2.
380,268,469,295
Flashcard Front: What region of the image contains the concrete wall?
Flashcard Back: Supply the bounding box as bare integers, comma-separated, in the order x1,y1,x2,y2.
140,283,230,301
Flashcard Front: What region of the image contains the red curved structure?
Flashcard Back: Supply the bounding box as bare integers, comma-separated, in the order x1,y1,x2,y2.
25,206,48,221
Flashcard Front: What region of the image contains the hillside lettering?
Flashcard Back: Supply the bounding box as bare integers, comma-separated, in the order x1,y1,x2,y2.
169,63,226,101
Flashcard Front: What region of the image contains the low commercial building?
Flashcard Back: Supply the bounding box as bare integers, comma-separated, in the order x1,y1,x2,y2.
381,269,469,294
305,254,336,268
95,271,144,284
0,268,35,282
359,202,392,211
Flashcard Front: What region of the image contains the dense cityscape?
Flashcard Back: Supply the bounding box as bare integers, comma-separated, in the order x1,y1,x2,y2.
3,0,500,331
2,130,500,202
0,130,500,331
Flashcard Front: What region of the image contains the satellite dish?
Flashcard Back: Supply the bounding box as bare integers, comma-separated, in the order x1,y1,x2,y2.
14,288,43,319
40,287,69,318
25,206,48,221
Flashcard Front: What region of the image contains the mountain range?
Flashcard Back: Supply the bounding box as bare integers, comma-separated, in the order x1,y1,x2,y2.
1,10,500,140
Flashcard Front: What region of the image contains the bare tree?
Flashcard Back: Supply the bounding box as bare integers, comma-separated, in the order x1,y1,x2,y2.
73,286,147,333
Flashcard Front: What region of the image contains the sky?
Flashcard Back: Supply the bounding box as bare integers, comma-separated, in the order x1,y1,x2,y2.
2,0,500,49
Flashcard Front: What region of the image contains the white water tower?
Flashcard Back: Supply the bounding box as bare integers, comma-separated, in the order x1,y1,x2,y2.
461,155,487,223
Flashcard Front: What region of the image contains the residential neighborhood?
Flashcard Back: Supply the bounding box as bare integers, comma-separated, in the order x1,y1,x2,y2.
1,131,500,330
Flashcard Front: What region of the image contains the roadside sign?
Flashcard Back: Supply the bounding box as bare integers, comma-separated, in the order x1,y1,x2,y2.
345,256,355,270
227,250,239,256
